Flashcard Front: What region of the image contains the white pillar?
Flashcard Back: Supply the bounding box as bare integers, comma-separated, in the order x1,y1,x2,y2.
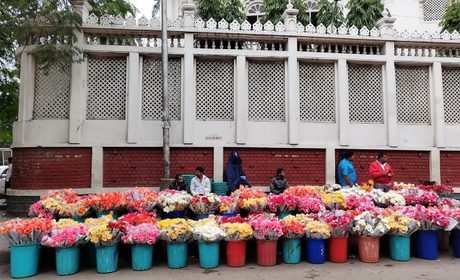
287,38,299,144
213,146,224,182
325,147,336,184
69,57,87,144
432,62,445,148
235,56,247,144
15,52,35,145
91,146,104,190
385,58,398,147
430,148,441,184
127,52,140,144
337,59,349,146
183,33,195,144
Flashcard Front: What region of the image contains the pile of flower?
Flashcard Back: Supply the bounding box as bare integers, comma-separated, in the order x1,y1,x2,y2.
41,221,88,247
249,217,282,240
439,198,460,208
298,195,325,213
0,218,54,244
320,191,345,210
122,223,160,245
319,211,353,237
124,187,157,212
85,214,124,246
352,211,390,237
304,221,330,239
279,219,305,239
189,193,221,215
216,215,248,225
233,189,267,212
219,196,240,213
417,185,454,197
29,189,81,219
158,218,194,242
284,186,319,197
383,211,420,236
267,193,300,212
370,190,405,207
157,190,191,213
58,198,92,218
192,218,225,242
86,192,127,213
439,207,460,229
413,205,457,231
117,210,157,226
340,194,374,210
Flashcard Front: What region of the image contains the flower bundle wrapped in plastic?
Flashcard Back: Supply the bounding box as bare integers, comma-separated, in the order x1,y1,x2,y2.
221,223,253,241
0,218,54,244
125,187,158,212
233,189,267,212
413,205,457,231
249,217,282,241
157,190,191,213
339,194,374,210
41,223,88,247
283,186,319,197
216,215,248,225
219,196,240,213
122,223,161,245
86,192,127,213
440,208,460,230
298,195,325,213
192,218,225,242
322,184,342,193
383,211,420,236
189,193,221,214
351,211,390,237
320,191,345,210
117,209,157,226
358,180,374,192
417,185,454,197
158,218,194,242
304,221,330,239
282,214,316,225
267,193,300,212
59,198,92,218
29,189,83,219
391,182,416,192
319,210,353,237
279,219,305,239
370,190,405,207
439,198,460,208
85,214,124,246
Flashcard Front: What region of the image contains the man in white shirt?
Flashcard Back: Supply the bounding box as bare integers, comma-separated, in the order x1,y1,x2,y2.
190,167,211,196
5,157,12,189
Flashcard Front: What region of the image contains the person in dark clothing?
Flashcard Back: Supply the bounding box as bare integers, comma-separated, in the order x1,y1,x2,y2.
269,168,289,195
232,174,252,192
169,174,188,191
223,151,244,193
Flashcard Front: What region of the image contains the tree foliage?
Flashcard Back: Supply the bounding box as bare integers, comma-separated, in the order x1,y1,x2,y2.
440,0,460,33
261,0,310,26
345,0,385,30
221,0,246,23
196,0,245,23
316,0,345,28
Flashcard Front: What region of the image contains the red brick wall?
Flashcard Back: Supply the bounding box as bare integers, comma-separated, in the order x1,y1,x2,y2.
12,148,92,190
223,148,326,186
440,152,460,188
335,150,430,185
103,147,214,188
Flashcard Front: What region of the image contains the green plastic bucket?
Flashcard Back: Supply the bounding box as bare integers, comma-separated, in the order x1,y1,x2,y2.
282,238,301,264
95,244,119,273
278,212,291,220
131,244,154,271
56,246,80,275
70,217,86,223
10,242,41,278
96,211,119,219
198,241,220,268
388,235,410,261
167,241,188,268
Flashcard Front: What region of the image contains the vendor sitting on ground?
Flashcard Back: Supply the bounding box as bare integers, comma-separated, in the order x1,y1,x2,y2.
169,174,188,191
231,174,252,192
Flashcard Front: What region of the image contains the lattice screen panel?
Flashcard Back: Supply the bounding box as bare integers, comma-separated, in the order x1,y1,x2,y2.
33,62,71,119
87,57,127,120
248,61,285,121
142,58,181,120
423,0,449,21
348,65,383,123
443,68,460,124
195,60,234,121
299,63,335,122
395,66,430,124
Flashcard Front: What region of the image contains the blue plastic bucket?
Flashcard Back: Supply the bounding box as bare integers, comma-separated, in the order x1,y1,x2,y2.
163,210,185,219
10,242,41,278
85,242,97,266
417,230,438,260
388,235,410,261
95,244,119,273
278,212,291,220
221,212,238,218
70,217,86,223
306,238,326,264
282,238,301,264
198,241,220,268
167,241,188,268
196,213,211,220
56,246,80,275
452,229,460,258
131,244,154,271
96,211,119,219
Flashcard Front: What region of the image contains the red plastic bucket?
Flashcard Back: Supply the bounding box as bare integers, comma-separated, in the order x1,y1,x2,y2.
358,236,380,263
256,240,277,266
226,240,247,267
329,236,348,263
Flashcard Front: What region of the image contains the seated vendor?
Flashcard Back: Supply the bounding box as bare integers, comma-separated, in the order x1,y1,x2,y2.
232,174,252,192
